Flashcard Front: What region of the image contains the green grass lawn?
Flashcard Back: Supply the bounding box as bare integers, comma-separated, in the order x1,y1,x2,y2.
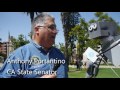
68,67,120,78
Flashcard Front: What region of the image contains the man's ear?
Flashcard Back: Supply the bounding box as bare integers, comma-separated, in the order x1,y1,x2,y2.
34,27,39,34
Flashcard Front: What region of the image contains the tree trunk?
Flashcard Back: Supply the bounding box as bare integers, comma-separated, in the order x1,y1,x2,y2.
64,33,69,71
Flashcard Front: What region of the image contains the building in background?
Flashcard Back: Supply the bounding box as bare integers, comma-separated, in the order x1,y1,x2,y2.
0,33,14,60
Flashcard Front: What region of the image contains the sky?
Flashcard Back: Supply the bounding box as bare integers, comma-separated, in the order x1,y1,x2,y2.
0,12,120,46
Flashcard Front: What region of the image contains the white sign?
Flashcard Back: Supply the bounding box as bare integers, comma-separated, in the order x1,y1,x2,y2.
83,47,99,62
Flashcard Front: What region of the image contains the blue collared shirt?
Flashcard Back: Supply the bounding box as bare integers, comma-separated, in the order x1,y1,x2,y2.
0,40,68,78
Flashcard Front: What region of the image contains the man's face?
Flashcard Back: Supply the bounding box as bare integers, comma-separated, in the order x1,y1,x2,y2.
35,17,57,49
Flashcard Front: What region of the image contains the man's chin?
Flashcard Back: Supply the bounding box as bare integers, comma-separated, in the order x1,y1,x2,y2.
46,42,54,48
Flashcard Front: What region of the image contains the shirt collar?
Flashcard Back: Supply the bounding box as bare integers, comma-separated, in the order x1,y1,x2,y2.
30,40,54,54
30,40,42,50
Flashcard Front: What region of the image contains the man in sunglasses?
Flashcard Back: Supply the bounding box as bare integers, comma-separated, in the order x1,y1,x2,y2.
0,13,68,78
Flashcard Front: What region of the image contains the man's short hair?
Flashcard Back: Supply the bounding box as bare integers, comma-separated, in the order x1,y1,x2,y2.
31,13,54,35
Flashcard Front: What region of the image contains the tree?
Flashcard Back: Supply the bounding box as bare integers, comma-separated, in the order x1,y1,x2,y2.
25,12,42,23
61,12,80,69
59,43,65,54
71,18,89,58
0,38,2,42
95,12,114,22
53,44,59,48
11,34,29,49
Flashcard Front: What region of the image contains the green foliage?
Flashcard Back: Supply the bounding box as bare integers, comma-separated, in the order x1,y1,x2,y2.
85,39,100,49
11,34,29,49
59,43,65,54
89,19,96,23
25,12,42,22
53,44,59,48
95,12,114,22
70,18,89,57
61,12,80,67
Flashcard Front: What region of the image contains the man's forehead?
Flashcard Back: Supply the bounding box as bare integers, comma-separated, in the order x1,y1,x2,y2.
45,17,55,23
44,18,55,25
35,17,55,27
